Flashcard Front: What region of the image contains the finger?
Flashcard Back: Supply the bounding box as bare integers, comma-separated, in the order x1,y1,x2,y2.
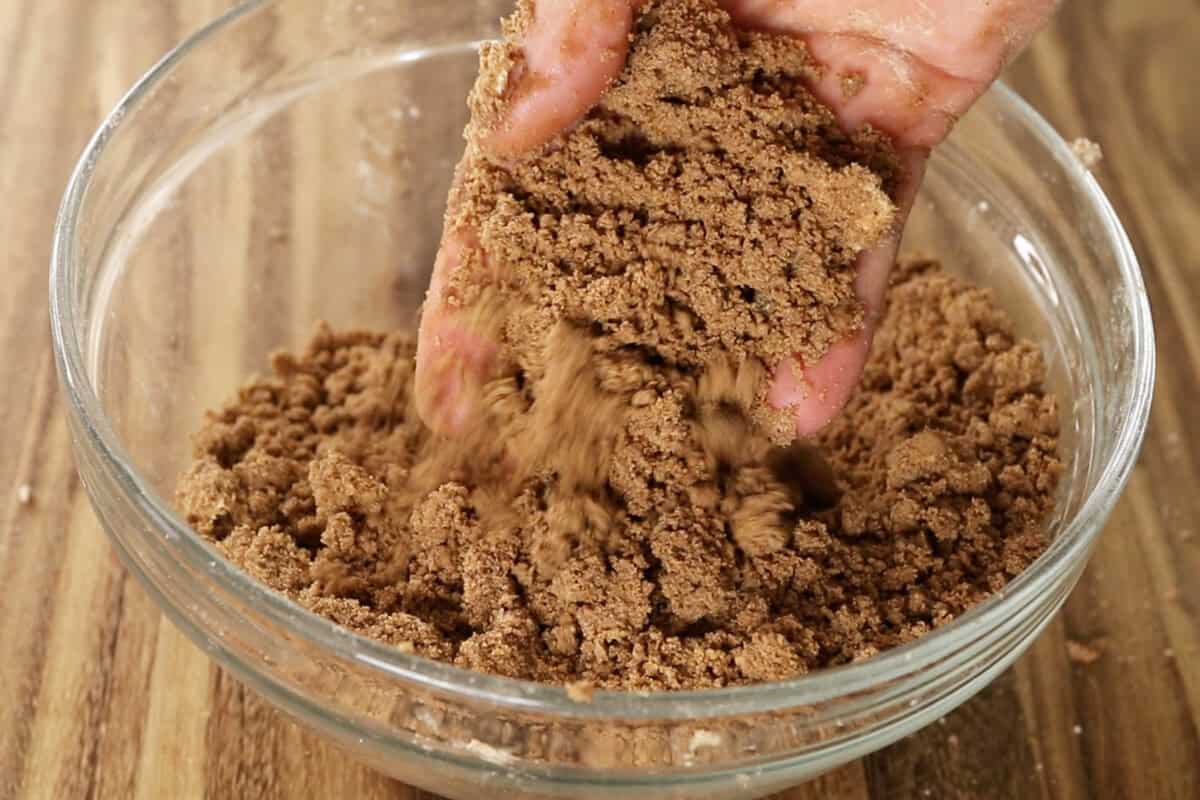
485,0,643,158
768,151,926,436
858,150,927,317
766,242,896,436
799,33,978,148
768,329,873,437
417,0,644,430
769,239,898,436
415,230,500,435
720,0,1059,85
719,0,1060,148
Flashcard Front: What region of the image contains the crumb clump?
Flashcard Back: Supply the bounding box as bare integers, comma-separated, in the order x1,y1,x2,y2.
1070,137,1103,169
1066,639,1105,665
177,263,1062,690
452,0,900,380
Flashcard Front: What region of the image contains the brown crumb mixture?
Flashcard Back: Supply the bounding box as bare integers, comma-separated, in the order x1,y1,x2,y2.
177,262,1061,691
450,0,899,379
1066,639,1105,665
176,0,1061,691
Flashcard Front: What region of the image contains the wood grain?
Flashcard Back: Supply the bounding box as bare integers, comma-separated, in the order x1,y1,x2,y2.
0,1,1196,798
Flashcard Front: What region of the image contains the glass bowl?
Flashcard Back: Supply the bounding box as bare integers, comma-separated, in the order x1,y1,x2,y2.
50,1,1154,798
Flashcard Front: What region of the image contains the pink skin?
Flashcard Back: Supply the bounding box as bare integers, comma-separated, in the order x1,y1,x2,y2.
417,0,1059,436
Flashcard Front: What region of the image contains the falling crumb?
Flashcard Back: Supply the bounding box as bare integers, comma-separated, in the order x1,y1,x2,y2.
1073,724,1083,735
1070,137,1103,169
16,484,32,506
1066,639,1105,665
565,681,595,703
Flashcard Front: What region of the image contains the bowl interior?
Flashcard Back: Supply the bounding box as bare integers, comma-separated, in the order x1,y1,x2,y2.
85,43,1105,543
84,42,478,488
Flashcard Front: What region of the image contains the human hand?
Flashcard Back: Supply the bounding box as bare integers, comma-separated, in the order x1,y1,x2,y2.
415,0,1059,436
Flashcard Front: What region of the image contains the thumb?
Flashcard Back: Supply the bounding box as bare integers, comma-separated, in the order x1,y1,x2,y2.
484,0,644,158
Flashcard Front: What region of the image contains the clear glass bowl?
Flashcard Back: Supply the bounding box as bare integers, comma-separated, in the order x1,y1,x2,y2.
50,2,1154,798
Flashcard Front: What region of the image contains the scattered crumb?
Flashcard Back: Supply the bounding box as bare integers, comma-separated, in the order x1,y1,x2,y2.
1066,639,1105,665
686,729,724,761
947,733,960,748
1072,724,1083,736
1070,137,1103,169
16,484,32,506
840,71,865,99
1164,648,1175,659
565,681,595,703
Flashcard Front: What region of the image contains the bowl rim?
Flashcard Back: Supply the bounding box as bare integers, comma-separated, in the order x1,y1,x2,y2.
50,0,1156,723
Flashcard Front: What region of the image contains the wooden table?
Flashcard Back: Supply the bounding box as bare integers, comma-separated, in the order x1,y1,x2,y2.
1,1,1196,798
